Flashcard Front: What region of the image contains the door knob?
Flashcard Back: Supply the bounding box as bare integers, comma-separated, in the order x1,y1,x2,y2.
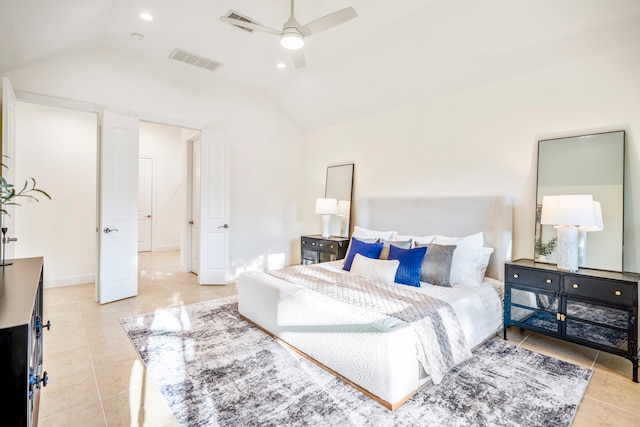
188,220,194,225
103,228,119,233
146,215,151,218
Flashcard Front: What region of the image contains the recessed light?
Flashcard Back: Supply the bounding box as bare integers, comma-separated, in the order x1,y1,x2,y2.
277,62,286,69
139,12,153,21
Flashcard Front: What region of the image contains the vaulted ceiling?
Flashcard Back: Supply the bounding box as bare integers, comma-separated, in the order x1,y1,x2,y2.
2,0,639,130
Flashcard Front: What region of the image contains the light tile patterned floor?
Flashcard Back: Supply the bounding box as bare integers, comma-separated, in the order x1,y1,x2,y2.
38,251,640,426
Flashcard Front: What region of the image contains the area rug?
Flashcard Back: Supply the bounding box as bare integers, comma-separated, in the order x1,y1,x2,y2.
120,296,592,427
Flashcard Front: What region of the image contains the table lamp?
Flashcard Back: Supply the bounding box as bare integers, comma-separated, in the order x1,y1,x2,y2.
540,195,596,272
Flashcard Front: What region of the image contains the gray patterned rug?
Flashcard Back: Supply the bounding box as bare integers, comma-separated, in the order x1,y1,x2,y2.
120,296,592,426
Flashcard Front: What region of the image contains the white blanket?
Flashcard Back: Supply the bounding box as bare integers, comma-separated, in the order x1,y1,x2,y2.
268,265,472,384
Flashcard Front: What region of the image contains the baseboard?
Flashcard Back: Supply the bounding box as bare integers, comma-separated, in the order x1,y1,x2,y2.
44,274,96,289
152,245,180,252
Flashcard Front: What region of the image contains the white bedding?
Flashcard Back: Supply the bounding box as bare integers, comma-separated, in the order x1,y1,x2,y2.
316,260,503,349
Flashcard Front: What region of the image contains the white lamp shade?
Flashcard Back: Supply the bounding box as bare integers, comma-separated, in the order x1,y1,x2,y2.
315,198,337,215
579,201,604,232
337,200,351,216
540,195,596,226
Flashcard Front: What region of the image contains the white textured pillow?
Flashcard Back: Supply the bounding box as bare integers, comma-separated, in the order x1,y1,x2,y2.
350,254,399,285
433,232,484,285
475,247,494,282
353,226,396,241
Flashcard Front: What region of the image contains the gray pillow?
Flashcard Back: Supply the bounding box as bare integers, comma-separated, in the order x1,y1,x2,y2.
416,244,456,286
379,239,412,260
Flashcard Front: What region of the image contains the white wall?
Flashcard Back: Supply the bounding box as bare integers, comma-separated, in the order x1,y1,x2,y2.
139,122,183,252
7,47,304,281
302,45,640,272
14,102,97,286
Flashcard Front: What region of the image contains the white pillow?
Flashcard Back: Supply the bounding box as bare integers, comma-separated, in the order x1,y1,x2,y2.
350,254,399,285
433,232,483,285
475,247,494,282
353,226,396,241
395,234,434,245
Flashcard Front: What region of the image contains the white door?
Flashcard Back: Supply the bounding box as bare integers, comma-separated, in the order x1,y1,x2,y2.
1,77,17,259
190,139,200,274
97,111,139,304
198,129,230,285
138,157,153,252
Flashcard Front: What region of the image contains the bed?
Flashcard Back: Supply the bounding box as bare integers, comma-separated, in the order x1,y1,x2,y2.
238,196,513,410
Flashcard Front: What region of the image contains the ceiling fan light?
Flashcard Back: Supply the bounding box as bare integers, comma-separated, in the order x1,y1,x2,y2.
280,29,304,50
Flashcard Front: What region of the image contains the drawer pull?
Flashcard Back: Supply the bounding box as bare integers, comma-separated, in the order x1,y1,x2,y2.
546,279,552,284
513,273,519,278
572,284,579,289
615,290,622,296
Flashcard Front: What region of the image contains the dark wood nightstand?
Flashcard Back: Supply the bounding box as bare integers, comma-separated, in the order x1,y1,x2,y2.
504,258,640,381
301,235,349,265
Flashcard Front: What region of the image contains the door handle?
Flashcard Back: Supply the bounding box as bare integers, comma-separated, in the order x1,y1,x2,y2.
188,220,194,225
218,224,229,229
103,228,119,233
146,215,151,218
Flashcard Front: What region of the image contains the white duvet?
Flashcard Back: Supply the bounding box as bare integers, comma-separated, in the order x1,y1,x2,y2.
316,260,504,349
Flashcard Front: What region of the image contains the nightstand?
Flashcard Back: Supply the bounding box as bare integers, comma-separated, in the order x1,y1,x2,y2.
504,259,640,381
300,235,349,265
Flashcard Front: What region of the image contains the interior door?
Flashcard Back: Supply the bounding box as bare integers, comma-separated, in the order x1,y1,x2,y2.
191,139,200,274
198,129,229,285
138,157,152,252
1,77,17,259
97,111,139,304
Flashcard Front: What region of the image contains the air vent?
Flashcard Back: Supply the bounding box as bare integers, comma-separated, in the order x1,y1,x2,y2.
225,10,258,33
169,48,222,72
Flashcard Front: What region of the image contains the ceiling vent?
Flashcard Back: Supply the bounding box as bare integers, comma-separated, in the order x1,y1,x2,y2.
169,48,222,72
225,10,258,32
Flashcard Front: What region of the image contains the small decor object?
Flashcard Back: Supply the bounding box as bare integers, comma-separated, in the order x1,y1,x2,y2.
315,197,337,238
540,195,596,272
535,237,557,262
1,160,51,266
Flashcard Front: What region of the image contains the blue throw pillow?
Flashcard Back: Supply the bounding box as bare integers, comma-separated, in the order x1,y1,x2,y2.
388,245,428,287
343,237,384,271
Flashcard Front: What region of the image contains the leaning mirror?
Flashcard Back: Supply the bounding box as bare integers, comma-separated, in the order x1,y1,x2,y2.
325,164,354,237
535,131,624,271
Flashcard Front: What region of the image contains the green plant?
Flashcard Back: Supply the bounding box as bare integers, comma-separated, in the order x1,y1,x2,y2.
1,160,51,216
535,237,557,256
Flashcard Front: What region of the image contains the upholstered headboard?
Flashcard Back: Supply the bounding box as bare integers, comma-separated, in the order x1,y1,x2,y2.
354,197,513,282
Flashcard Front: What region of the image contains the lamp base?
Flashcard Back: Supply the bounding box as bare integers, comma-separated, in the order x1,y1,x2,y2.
321,214,331,238
556,225,579,272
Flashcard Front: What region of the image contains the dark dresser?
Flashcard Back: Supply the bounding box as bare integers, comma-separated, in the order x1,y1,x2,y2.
504,258,640,381
300,235,349,264
0,257,47,426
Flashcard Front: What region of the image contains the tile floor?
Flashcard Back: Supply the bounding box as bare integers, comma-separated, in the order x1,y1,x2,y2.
38,251,640,426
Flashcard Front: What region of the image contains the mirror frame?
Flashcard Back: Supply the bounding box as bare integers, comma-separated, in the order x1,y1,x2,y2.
325,163,354,237
535,130,625,272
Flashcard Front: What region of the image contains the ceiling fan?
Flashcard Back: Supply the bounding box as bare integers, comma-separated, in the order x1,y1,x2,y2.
220,0,357,68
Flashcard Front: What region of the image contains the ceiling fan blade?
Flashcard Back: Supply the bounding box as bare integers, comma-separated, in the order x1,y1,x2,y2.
219,16,281,36
299,7,357,37
291,49,306,69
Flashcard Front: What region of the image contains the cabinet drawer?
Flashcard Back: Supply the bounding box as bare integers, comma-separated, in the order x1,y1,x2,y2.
301,238,319,250
564,275,635,306
316,241,340,254
506,266,560,292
